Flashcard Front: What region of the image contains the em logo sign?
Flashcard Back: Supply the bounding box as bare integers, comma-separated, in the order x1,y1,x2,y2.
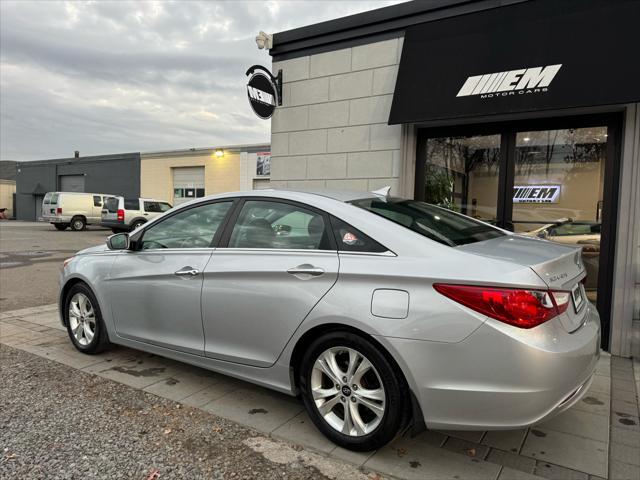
457,65,562,98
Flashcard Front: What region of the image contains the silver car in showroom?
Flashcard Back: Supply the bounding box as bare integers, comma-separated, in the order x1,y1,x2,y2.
59,189,600,451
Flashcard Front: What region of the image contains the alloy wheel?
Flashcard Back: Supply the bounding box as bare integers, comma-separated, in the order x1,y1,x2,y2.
311,347,386,436
68,292,96,346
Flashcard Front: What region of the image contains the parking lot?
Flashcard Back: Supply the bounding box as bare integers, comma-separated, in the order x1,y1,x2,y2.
1,220,639,479
0,221,110,311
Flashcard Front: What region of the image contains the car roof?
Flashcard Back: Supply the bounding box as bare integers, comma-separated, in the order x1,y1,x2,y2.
261,188,379,202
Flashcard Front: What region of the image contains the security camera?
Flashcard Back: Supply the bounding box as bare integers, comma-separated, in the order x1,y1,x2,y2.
255,31,273,50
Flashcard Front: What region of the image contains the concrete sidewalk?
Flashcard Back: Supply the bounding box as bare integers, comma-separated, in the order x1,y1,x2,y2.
1,304,638,480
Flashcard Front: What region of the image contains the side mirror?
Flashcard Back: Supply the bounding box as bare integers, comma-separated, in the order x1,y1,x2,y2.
106,232,130,250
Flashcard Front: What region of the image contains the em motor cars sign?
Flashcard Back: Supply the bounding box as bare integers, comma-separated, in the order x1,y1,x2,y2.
513,185,561,203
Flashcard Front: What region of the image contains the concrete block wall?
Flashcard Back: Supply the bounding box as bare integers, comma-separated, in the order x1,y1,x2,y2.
270,37,404,193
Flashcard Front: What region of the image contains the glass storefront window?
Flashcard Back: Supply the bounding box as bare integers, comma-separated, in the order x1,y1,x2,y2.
512,127,607,303
424,134,500,224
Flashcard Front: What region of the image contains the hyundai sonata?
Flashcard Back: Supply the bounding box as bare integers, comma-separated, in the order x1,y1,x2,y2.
59,189,600,451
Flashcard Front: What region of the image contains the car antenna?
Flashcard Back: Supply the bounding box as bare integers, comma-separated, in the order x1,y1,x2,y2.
371,186,391,198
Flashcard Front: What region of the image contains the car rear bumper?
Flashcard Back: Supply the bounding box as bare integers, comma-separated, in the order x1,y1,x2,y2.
383,302,600,430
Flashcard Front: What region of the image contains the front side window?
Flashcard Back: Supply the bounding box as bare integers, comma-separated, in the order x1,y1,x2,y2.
140,201,232,250
351,198,504,247
228,200,331,250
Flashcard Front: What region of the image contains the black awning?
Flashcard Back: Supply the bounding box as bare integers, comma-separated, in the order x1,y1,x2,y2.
389,0,640,125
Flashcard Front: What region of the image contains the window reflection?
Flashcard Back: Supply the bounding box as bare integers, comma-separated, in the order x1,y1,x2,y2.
424,135,500,223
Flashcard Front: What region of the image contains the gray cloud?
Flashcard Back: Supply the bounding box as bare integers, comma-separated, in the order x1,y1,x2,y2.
1,0,404,160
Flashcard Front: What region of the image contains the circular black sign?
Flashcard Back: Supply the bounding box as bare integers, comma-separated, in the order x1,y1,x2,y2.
247,72,277,119
341,386,352,397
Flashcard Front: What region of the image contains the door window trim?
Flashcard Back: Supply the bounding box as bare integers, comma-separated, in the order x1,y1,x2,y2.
415,112,623,351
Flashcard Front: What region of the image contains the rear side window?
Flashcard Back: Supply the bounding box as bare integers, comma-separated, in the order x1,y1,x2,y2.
43,193,51,205
104,197,119,213
93,195,102,207
350,198,504,247
330,216,388,253
124,198,139,210
228,200,332,250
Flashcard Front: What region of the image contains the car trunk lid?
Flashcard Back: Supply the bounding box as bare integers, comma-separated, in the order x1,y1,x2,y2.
457,234,587,332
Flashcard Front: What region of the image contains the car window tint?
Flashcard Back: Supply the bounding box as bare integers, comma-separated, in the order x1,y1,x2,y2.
143,201,158,212
330,216,388,253
50,193,58,204
124,198,139,210
140,202,232,250
228,200,331,250
158,202,172,212
351,198,504,247
93,195,102,207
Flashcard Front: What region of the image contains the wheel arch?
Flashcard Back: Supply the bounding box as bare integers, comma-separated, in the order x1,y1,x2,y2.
289,322,425,434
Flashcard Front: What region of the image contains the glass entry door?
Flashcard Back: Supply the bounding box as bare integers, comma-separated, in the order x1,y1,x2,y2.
512,127,608,303
417,114,620,349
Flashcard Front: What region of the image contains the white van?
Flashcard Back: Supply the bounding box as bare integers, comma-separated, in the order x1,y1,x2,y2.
42,192,111,231
101,196,172,232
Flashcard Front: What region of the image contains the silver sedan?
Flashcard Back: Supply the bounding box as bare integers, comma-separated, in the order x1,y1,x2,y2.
59,189,600,451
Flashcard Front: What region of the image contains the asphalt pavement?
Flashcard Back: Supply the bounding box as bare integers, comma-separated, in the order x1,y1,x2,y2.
0,221,110,312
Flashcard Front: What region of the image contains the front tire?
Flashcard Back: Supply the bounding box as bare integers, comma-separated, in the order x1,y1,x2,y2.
64,283,110,354
70,216,86,231
299,331,408,451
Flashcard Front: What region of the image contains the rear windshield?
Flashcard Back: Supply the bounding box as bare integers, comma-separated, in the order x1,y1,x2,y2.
104,197,119,213
350,198,505,247
49,193,59,205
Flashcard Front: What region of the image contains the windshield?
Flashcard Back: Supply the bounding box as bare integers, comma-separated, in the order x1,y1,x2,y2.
350,198,505,247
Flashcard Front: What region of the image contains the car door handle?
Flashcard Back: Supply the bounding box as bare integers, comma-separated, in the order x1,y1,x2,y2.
175,267,200,277
287,264,325,277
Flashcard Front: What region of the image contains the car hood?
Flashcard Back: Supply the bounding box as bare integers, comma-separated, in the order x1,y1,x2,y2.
77,244,109,256
457,234,584,290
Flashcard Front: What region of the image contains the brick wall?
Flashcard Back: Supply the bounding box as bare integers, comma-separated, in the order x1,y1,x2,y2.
270,37,404,193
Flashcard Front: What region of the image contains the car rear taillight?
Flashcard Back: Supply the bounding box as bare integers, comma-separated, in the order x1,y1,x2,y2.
433,284,571,329
56,207,62,215
117,209,125,222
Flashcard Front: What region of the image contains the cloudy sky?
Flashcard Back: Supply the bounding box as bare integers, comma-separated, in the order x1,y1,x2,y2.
1,0,403,161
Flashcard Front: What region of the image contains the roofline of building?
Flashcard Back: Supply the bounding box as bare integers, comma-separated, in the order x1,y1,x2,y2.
16,152,140,167
269,0,527,60
140,143,271,158
15,143,272,167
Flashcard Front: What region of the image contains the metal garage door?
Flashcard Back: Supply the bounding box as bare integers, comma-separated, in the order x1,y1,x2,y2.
59,175,85,192
173,167,204,206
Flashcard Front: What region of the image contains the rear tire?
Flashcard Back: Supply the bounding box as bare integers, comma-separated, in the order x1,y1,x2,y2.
299,331,408,451
63,283,110,354
54,224,68,231
131,220,145,230
70,216,86,231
